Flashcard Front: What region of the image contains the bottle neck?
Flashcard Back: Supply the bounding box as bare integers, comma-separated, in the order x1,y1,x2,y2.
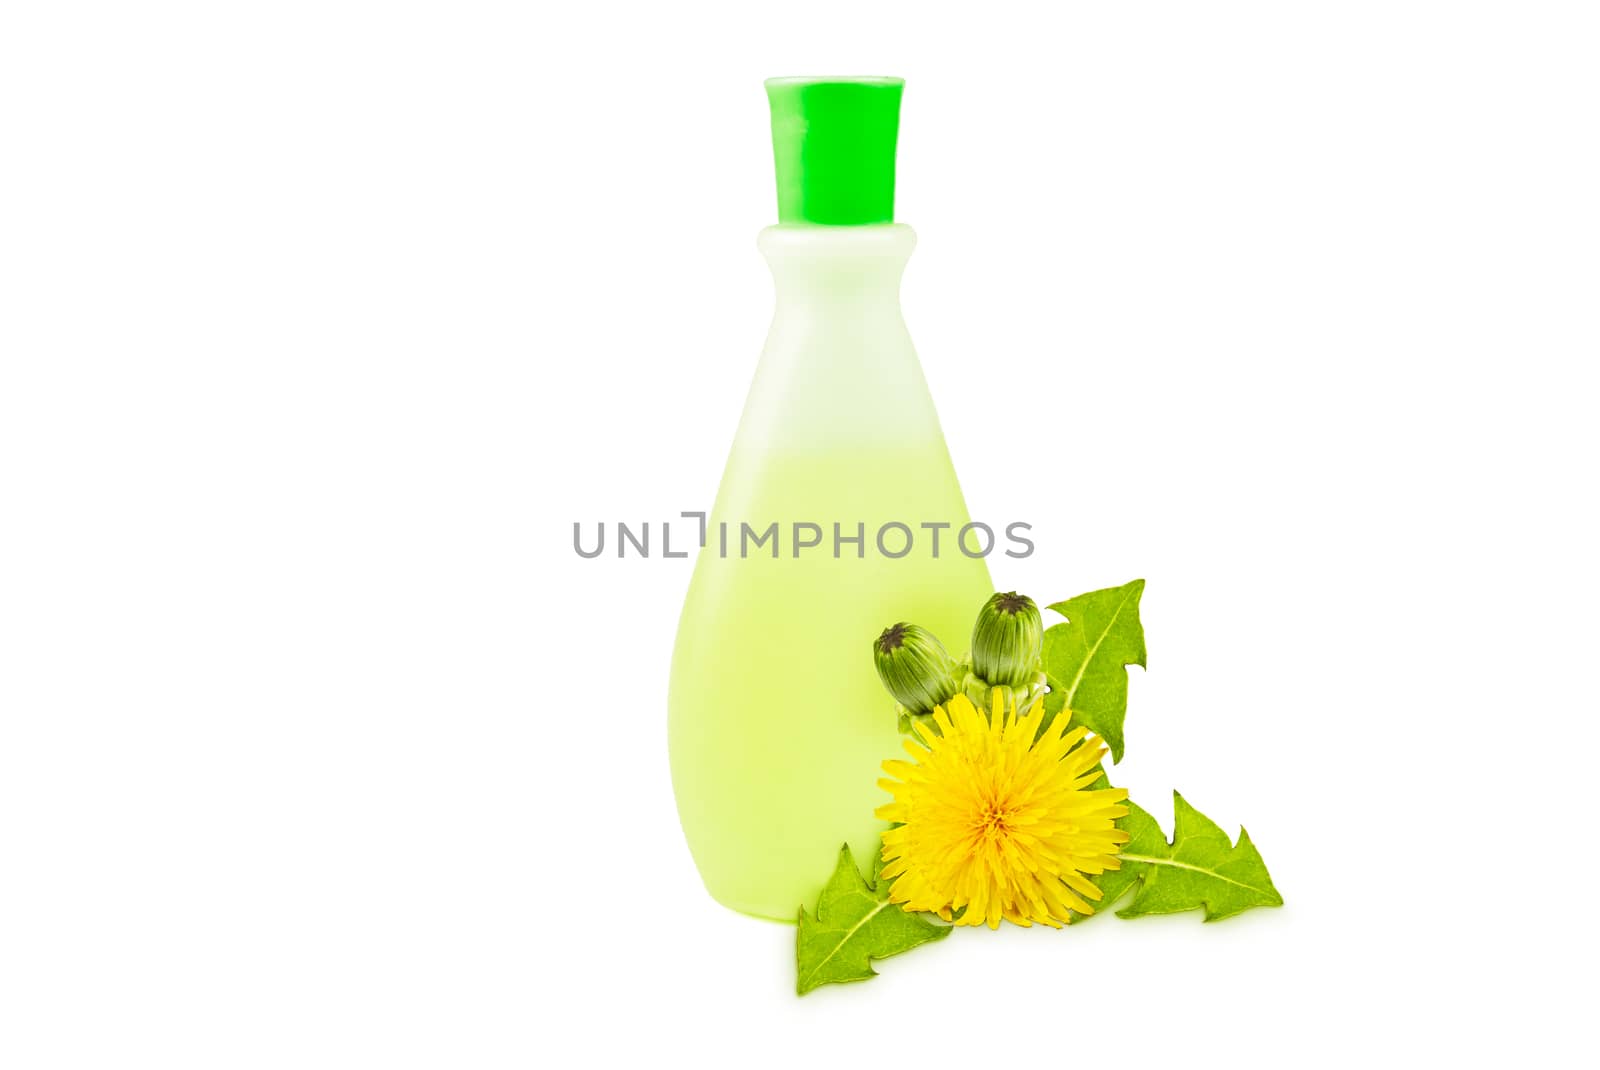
758,224,915,312
738,223,936,454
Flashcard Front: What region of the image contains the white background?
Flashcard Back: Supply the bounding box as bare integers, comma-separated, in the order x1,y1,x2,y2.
3,2,1597,1066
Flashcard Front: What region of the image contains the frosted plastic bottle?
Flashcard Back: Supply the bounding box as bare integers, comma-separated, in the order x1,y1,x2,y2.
668,78,993,921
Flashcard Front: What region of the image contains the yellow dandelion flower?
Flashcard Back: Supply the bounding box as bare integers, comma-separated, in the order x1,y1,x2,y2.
876,691,1130,929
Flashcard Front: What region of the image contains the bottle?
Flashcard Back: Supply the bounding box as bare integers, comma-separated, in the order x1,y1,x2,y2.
668,77,993,920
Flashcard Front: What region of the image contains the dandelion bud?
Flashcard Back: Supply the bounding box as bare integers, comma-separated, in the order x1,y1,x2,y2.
970,592,1043,687
873,623,961,715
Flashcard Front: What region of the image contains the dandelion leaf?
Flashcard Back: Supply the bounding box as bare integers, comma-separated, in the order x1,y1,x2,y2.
1107,791,1283,921
1041,579,1147,762
795,843,949,995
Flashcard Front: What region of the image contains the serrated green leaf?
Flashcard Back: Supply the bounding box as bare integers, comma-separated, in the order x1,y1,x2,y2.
1107,791,1283,921
795,843,950,995
1041,579,1146,762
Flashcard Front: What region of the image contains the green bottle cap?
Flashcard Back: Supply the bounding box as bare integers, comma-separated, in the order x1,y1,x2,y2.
765,76,904,226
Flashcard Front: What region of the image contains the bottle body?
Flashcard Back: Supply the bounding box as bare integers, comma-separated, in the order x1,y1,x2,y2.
668,225,992,920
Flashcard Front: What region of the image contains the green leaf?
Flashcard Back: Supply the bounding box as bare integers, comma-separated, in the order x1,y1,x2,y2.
795,843,950,995
1107,792,1284,921
1041,578,1147,762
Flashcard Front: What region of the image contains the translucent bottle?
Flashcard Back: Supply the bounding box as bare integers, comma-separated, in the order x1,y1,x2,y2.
669,78,992,920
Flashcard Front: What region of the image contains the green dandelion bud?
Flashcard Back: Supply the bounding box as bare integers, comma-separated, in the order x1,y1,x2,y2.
970,592,1044,688
873,623,961,716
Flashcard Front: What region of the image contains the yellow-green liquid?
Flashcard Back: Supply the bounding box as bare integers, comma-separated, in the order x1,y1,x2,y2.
668,444,992,920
